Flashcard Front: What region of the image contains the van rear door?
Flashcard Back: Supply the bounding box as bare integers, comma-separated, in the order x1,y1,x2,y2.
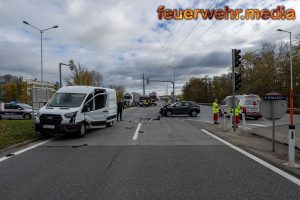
245,96,260,113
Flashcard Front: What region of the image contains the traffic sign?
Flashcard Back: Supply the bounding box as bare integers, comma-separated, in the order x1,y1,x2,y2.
263,95,286,101
259,92,287,152
259,100,287,120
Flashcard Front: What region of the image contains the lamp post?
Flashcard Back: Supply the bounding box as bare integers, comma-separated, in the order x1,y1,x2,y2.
167,66,182,100
277,29,297,167
23,21,59,88
59,60,75,88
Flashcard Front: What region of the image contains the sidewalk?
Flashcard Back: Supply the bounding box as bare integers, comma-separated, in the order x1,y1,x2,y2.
187,120,300,177
252,123,300,149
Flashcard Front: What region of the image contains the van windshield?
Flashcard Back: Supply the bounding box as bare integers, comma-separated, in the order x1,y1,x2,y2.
124,95,132,99
47,93,87,108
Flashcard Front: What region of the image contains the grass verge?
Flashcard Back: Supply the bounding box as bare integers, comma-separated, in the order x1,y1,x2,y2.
0,120,40,150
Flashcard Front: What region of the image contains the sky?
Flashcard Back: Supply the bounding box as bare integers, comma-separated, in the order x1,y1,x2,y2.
0,0,299,96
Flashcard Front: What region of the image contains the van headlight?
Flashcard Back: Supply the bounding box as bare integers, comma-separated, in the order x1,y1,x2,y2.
64,111,78,118
36,111,41,117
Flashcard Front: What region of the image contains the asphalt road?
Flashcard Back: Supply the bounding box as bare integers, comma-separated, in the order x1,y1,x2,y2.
0,105,300,200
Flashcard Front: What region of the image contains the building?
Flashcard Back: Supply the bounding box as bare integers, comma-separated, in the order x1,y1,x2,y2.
26,79,56,96
0,74,23,102
0,74,57,103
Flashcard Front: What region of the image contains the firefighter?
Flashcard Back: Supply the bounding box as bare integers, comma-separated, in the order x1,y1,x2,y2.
237,101,241,123
213,99,219,124
231,102,240,128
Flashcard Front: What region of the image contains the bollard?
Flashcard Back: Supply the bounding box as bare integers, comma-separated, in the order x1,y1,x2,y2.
242,113,246,130
221,113,225,130
224,113,229,132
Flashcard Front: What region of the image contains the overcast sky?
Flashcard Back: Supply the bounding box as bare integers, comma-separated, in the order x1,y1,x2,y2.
0,0,299,95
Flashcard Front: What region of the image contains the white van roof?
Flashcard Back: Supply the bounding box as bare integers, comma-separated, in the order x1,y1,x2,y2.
57,86,115,94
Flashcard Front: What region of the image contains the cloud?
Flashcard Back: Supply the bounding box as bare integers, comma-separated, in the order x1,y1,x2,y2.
0,0,299,96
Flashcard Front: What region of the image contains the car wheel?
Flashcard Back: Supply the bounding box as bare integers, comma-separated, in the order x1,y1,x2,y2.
166,110,172,117
79,124,86,137
191,110,197,117
23,113,31,120
106,121,113,127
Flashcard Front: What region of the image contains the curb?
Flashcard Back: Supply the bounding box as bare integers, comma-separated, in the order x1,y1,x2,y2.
0,136,42,154
186,120,300,179
251,131,300,150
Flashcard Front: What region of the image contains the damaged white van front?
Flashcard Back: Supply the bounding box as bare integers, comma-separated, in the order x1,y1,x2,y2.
35,86,117,137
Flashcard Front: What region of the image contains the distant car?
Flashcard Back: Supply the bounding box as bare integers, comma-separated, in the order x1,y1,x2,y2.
0,103,34,120
160,101,200,117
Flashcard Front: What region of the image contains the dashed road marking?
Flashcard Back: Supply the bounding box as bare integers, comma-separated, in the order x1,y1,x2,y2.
133,123,142,140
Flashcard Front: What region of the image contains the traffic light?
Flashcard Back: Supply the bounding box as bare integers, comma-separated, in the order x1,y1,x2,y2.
235,73,242,91
234,49,242,67
54,82,59,90
232,49,242,91
146,78,150,84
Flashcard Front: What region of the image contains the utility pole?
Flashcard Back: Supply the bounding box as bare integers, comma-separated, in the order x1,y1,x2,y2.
142,74,145,95
232,49,242,132
173,67,175,99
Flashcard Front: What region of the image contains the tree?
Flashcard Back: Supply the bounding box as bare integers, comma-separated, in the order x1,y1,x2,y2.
66,63,93,86
66,63,103,87
109,85,125,102
91,71,103,87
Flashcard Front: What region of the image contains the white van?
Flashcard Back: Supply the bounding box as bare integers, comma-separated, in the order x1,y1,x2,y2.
35,86,117,137
219,94,262,120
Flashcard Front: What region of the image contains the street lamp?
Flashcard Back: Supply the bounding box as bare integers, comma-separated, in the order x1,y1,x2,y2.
277,28,297,167
59,60,75,88
23,21,59,88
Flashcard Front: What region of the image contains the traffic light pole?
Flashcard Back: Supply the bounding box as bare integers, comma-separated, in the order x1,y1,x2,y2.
232,49,236,132
143,74,145,95
146,78,174,97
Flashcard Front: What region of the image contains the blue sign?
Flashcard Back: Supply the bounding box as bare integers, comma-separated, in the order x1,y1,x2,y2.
263,95,286,101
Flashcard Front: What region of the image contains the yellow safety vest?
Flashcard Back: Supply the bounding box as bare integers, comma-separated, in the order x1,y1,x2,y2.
213,102,219,114
230,107,240,116
238,102,241,114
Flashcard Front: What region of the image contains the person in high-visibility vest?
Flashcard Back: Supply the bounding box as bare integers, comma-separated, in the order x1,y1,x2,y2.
231,102,240,128
213,99,219,124
237,101,241,123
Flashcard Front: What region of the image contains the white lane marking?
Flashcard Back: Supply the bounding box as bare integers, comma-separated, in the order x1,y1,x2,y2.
0,139,53,163
247,123,268,127
201,129,300,186
133,123,142,140
124,107,136,111
197,120,213,124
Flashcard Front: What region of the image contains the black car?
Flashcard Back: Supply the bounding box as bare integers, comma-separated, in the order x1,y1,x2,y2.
160,101,200,117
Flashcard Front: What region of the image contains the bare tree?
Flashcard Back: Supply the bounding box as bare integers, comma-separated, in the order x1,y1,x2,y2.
91,71,103,87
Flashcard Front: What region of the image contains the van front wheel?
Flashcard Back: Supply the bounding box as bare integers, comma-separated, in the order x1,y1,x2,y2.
79,124,86,137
